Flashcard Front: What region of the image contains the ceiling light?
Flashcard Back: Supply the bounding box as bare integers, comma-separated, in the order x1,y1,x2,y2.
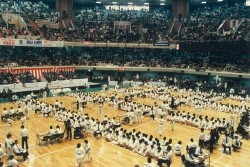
96,1,101,4
144,3,149,5
128,2,133,5
218,0,223,2
160,0,165,1
160,3,165,5
201,1,206,4
112,2,117,4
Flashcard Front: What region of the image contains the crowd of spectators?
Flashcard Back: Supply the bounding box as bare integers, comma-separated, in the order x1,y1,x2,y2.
16,71,38,83
0,46,69,67
0,1,249,42
42,72,64,82
73,7,171,43
0,71,39,85
0,72,17,85
43,71,80,82
0,0,58,38
181,3,249,41
59,71,79,80
0,46,249,73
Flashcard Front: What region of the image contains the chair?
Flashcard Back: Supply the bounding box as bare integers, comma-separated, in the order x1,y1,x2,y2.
9,113,16,120
181,154,186,167
189,147,197,156
39,135,49,146
181,154,198,167
16,112,24,120
57,133,65,143
1,114,9,121
50,134,59,144
74,128,83,139
13,151,25,161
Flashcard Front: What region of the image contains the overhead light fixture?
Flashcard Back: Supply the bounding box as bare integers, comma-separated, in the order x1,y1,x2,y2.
160,0,165,1
112,2,117,4
201,1,206,4
96,1,101,4
160,3,165,5
144,2,149,5
128,2,133,5
218,0,223,2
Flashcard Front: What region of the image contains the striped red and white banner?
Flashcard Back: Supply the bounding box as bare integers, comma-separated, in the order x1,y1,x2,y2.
6,66,75,79
54,66,76,73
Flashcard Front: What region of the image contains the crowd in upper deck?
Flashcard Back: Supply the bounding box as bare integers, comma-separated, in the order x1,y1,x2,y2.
180,3,249,41
0,0,249,42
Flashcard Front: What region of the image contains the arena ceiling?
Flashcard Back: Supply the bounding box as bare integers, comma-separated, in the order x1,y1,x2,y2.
46,0,244,6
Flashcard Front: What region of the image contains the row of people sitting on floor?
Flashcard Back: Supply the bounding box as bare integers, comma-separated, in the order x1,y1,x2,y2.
166,112,229,132
107,94,235,133
134,85,249,115
105,127,175,167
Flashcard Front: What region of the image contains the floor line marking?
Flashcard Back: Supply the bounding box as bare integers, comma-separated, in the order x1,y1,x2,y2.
126,121,155,130
35,139,94,158
35,145,75,158
211,154,225,166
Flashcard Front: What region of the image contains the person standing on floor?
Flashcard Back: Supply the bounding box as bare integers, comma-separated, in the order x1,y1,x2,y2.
20,125,29,150
159,116,165,136
5,134,13,157
65,119,72,141
6,117,13,134
75,143,84,167
83,140,92,161
170,113,175,131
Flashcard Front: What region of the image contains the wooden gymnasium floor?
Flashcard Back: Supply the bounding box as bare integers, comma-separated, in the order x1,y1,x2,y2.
0,87,249,167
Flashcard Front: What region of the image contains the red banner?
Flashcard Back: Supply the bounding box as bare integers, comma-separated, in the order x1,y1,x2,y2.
1,66,75,79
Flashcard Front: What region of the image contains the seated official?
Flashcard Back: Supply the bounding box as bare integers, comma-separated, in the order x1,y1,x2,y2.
194,145,206,157
47,126,56,136
143,157,156,167
1,108,9,120
186,138,198,156
9,107,16,118
185,149,207,167
2,108,9,116
12,140,29,161
232,135,242,151
7,155,19,167
56,125,63,134
174,141,182,156
94,122,103,138
222,133,231,154
184,152,197,167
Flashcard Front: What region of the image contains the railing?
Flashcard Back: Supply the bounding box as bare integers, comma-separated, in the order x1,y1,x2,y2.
62,20,66,29
169,22,175,34
70,20,75,30
217,20,226,36
177,23,182,36
29,19,44,36
0,31,4,38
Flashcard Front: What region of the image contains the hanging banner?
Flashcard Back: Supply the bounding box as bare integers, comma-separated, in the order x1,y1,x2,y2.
0,38,64,47
0,38,17,46
43,40,64,47
18,39,43,47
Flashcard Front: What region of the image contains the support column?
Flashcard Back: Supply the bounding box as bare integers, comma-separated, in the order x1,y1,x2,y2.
172,0,189,20
56,0,73,18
